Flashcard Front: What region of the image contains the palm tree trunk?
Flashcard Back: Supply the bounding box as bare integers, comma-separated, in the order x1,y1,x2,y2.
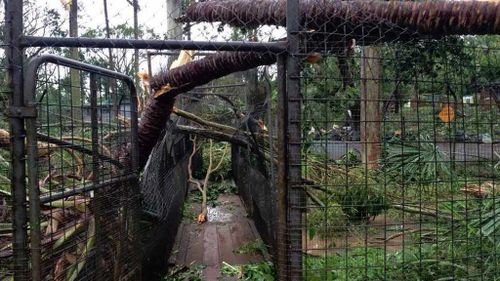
149,51,276,98
137,51,276,167
179,0,500,41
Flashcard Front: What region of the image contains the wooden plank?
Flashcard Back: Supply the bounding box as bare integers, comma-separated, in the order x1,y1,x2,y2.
217,224,239,264
168,222,186,265
203,224,221,281
203,224,220,266
184,224,205,265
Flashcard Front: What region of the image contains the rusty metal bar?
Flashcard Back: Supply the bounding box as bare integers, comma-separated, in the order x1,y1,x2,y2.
21,36,286,53
89,73,106,281
5,0,30,279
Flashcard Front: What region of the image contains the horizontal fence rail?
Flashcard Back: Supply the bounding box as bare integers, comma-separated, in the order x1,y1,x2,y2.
21,36,287,53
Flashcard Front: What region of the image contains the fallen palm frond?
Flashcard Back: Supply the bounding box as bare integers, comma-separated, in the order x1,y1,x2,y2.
0,129,129,279
37,133,120,168
383,137,451,182
51,220,87,251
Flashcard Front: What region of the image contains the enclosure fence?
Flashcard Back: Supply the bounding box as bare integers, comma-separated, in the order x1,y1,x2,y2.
2,0,500,280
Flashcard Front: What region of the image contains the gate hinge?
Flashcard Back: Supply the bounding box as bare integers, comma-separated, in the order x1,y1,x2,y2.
5,106,37,118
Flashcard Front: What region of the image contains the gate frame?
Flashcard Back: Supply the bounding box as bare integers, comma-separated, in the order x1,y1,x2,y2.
23,54,140,281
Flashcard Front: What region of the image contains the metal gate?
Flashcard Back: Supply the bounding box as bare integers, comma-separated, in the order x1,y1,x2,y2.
24,55,140,281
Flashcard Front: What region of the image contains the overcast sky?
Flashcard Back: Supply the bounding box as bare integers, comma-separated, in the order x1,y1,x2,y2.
41,0,174,37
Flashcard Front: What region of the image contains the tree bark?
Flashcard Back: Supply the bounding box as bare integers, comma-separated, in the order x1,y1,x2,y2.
179,0,500,41
150,51,276,100
360,46,381,170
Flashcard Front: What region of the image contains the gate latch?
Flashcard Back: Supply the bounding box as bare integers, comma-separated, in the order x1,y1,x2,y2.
5,106,37,118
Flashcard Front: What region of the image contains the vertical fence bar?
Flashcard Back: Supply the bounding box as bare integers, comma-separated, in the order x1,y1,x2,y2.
90,73,99,192
286,0,303,279
276,54,288,281
25,100,40,281
125,77,141,279
5,0,29,279
24,67,41,281
89,73,105,280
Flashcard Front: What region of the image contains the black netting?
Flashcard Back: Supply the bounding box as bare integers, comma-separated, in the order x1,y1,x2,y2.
232,145,277,256
139,120,192,280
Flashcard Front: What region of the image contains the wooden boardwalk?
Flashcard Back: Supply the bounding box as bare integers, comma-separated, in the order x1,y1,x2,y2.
170,194,266,280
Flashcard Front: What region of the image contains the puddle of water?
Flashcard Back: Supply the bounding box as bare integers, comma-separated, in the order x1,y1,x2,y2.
207,205,234,222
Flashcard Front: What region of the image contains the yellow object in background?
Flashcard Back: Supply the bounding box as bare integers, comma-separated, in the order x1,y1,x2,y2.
439,104,455,123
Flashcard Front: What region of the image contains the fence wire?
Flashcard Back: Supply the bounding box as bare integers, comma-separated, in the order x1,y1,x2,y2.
24,58,141,281
294,37,500,280
139,120,191,280
292,20,500,281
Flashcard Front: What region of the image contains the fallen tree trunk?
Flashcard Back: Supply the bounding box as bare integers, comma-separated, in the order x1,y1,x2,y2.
138,51,276,167
179,0,500,38
149,52,276,98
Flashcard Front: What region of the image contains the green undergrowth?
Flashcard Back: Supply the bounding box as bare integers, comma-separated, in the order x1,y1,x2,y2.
235,239,267,256
221,261,275,281
304,193,500,280
304,239,500,281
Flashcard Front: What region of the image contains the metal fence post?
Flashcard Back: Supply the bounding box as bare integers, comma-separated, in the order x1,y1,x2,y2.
5,0,29,279
286,0,303,279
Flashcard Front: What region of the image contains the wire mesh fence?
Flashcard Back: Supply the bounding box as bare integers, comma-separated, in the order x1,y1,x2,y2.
23,55,141,281
296,37,500,280
3,0,500,280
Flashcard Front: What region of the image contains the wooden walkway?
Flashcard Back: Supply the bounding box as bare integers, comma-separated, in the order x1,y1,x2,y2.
169,194,266,280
